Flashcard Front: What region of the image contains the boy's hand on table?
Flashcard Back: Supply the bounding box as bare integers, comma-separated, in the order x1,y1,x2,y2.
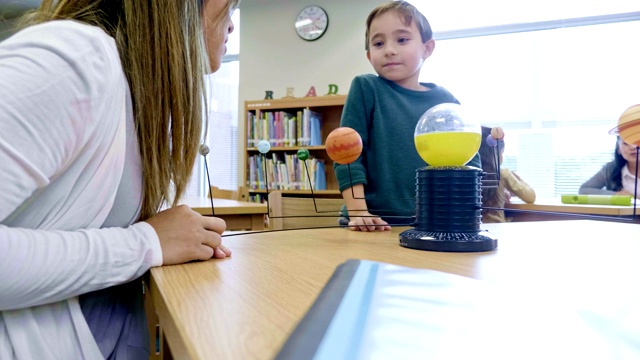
347,211,391,232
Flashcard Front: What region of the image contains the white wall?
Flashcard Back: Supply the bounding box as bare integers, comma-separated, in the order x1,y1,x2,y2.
239,0,379,101
237,0,381,184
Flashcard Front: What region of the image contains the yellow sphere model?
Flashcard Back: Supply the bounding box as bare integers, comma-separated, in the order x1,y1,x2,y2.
414,132,481,166
413,103,481,166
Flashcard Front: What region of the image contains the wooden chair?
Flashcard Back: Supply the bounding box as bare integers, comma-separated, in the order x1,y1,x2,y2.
209,186,250,202
268,191,344,230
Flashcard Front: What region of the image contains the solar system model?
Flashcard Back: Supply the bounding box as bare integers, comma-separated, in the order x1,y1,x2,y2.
398,103,498,252
251,103,640,251
323,103,499,252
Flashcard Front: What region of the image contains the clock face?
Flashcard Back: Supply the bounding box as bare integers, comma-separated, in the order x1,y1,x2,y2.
295,6,329,41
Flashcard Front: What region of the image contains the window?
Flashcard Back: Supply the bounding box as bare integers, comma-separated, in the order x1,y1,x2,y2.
418,1,640,198
189,10,240,196
420,0,638,31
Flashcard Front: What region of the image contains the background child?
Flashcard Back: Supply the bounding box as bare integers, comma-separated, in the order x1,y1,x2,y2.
334,0,480,232
579,136,639,197
479,126,536,223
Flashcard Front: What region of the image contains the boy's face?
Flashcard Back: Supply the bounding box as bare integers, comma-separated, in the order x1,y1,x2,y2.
366,11,434,90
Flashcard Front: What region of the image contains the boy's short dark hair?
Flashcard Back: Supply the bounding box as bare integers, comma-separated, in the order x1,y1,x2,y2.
365,0,432,51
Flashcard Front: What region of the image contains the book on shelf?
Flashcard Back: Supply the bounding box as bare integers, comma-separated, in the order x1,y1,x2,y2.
247,110,298,147
309,109,322,146
314,161,326,190
275,259,634,360
298,109,323,147
247,154,326,191
247,108,324,148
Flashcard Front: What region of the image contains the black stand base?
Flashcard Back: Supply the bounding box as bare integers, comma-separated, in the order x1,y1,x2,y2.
399,228,497,252
399,166,498,252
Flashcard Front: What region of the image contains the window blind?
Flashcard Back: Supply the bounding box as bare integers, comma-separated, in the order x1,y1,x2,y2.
189,10,240,196
422,17,640,198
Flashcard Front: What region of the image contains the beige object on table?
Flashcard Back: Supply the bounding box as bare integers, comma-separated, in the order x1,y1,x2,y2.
267,190,344,229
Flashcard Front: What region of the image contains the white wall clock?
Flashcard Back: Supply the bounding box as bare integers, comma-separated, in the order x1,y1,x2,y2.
295,5,329,41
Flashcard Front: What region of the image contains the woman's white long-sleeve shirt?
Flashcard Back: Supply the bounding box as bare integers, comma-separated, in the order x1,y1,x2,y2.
0,20,162,359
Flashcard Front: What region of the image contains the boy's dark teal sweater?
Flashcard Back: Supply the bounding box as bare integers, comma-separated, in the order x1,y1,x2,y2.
334,74,481,220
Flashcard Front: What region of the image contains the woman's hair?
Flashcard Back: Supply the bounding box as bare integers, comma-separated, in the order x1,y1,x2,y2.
611,137,627,190
365,0,432,51
21,0,239,219
479,126,503,209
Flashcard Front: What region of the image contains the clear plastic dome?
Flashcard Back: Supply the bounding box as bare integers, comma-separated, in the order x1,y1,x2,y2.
414,103,481,166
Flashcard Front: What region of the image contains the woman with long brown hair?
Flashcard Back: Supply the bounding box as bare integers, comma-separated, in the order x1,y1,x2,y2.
0,0,239,358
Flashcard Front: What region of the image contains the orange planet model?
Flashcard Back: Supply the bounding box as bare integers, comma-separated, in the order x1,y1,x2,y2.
609,104,640,146
325,127,363,164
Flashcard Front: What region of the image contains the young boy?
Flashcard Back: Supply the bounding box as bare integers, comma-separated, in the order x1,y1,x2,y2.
335,0,481,231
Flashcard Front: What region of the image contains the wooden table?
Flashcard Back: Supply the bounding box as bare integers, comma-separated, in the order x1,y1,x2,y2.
150,220,640,359
147,196,268,359
182,196,267,231
505,198,640,222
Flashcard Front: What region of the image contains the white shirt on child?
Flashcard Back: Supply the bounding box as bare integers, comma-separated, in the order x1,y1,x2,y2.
621,165,639,198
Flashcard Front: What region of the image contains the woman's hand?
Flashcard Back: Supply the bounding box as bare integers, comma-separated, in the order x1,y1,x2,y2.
347,211,391,232
145,205,231,265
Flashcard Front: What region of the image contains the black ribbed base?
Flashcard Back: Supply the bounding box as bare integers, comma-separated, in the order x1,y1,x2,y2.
399,166,497,252
399,228,497,252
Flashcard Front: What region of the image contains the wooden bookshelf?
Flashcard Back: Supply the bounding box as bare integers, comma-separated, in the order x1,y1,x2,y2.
244,95,347,200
